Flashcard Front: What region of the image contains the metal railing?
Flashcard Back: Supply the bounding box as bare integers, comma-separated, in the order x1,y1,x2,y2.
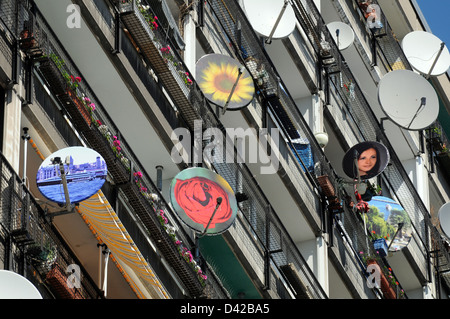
111,0,328,298
7,0,210,297
0,150,102,298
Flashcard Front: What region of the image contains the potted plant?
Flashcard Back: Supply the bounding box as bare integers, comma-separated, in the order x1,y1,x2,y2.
27,242,57,271
361,181,381,202
365,258,397,299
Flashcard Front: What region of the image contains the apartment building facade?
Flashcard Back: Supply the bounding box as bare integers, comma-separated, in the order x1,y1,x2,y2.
0,0,449,299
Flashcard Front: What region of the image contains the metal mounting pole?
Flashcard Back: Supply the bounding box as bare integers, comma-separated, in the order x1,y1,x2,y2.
265,0,289,44
199,197,222,237
222,67,244,115
426,42,445,79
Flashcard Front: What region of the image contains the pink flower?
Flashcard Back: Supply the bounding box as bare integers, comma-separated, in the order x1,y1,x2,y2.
134,171,143,178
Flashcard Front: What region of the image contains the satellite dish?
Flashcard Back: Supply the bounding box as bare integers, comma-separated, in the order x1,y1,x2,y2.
327,21,355,50
196,54,255,114
378,69,439,130
0,270,43,299
438,202,450,239
169,167,237,236
402,31,450,77
342,141,390,180
367,196,412,253
36,146,108,205
241,0,296,41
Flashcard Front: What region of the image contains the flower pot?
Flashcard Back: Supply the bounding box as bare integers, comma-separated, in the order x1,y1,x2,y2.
66,88,92,127
373,238,388,257
88,126,129,185
46,263,83,299
38,57,67,96
379,274,397,299
56,88,92,134
366,259,397,299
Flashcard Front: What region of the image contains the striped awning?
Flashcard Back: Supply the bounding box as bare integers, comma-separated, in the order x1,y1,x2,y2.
77,191,170,299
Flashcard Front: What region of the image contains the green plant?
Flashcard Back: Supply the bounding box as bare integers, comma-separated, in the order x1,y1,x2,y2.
432,126,442,137
48,53,97,122
366,181,382,196
137,2,158,30
28,242,57,264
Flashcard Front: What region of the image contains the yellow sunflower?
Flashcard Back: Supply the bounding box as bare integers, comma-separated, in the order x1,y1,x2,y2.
199,61,254,106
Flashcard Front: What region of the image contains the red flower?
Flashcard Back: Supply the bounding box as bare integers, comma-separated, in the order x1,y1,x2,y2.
173,176,232,230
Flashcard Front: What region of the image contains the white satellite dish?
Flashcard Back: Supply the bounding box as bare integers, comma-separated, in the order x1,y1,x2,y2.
378,69,439,130
0,270,43,299
438,202,450,239
327,21,355,50
241,0,296,42
402,31,450,77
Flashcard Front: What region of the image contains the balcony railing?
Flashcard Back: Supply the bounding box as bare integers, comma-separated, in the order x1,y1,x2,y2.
11,1,211,298
0,151,101,299
298,0,450,292
108,0,331,298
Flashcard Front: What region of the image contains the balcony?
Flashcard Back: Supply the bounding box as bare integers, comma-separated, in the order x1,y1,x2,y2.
311,0,450,294
14,1,209,297
107,0,328,298
0,151,101,299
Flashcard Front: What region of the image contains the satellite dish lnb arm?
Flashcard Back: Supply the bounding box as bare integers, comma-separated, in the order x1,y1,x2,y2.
265,0,289,44
199,197,223,237
426,42,445,79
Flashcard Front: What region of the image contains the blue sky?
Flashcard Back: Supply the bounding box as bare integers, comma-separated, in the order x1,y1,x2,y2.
415,0,450,48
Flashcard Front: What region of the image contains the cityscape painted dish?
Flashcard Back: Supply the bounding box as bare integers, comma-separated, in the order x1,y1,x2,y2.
366,196,412,252
196,54,255,111
36,147,107,205
169,167,237,235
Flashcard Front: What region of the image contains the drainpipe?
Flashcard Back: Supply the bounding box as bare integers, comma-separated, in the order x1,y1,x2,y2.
21,127,30,184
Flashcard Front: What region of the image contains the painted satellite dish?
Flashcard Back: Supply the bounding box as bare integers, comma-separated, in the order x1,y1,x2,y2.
169,167,237,236
0,270,42,299
36,146,107,205
342,141,390,180
366,196,412,252
196,54,255,111
402,31,450,77
378,69,439,130
242,0,296,40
